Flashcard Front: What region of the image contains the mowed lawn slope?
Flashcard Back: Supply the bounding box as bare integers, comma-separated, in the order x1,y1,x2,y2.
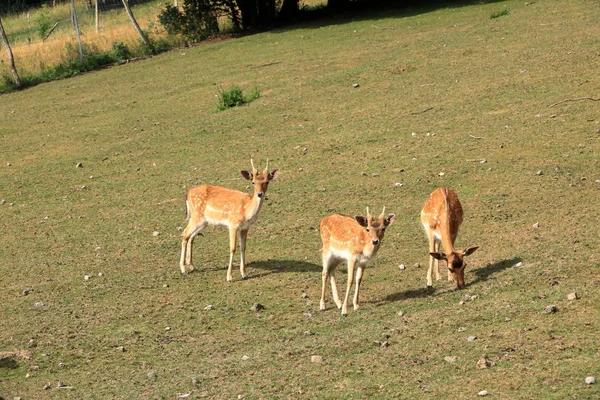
1,0,599,398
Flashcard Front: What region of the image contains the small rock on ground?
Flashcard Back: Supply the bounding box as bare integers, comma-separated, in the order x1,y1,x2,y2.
241,355,250,361
203,305,215,311
478,390,488,396
477,355,495,369
467,336,477,342
567,292,580,301
544,304,559,313
585,376,596,385
250,303,265,312
444,356,457,363
147,371,157,379
311,355,323,363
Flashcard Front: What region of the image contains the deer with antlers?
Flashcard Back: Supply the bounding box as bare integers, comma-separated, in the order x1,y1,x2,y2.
179,159,279,282
420,188,479,289
320,207,396,315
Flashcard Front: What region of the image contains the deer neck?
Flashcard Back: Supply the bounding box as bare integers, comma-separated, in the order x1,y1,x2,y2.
360,231,380,259
440,206,457,255
244,192,264,222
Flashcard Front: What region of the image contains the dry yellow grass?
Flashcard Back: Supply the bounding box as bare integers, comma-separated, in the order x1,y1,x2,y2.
1,0,166,74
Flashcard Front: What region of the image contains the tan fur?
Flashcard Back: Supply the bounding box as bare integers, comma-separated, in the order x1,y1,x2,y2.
420,188,478,289
179,160,279,282
320,208,395,315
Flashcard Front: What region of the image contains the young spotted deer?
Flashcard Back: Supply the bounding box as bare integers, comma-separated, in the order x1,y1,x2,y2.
420,188,479,289
179,159,279,282
320,207,396,315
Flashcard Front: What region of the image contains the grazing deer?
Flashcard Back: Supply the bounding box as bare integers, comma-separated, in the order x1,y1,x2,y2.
420,188,479,289
179,159,279,282
320,207,396,315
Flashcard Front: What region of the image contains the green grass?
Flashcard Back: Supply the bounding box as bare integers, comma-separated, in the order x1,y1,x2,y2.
1,0,600,398
216,85,261,111
490,7,511,18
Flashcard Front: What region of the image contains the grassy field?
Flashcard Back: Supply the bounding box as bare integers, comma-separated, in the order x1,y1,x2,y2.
1,0,600,398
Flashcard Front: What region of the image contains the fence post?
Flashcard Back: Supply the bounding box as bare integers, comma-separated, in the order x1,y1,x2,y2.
70,0,84,63
95,0,99,33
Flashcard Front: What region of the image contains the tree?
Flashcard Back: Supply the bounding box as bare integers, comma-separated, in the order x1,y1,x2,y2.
121,0,153,51
0,16,21,87
278,0,299,22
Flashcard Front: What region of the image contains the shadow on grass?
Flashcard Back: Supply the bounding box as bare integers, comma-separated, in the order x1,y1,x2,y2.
378,286,438,304
469,256,522,286
272,0,507,34
248,259,322,278
377,257,521,304
0,357,18,369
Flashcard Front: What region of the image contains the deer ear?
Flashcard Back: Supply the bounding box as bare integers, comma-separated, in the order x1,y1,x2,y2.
463,246,479,257
430,252,447,261
241,170,252,180
268,169,279,180
384,213,396,226
354,216,368,227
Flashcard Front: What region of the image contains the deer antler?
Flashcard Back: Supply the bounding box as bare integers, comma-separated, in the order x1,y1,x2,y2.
250,158,257,174
265,159,269,172
379,206,386,220
366,206,372,223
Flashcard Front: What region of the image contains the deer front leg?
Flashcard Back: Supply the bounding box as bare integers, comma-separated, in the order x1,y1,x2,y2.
320,252,331,311
434,239,441,281
426,231,435,287
226,226,238,282
353,265,365,311
341,259,356,316
239,229,249,280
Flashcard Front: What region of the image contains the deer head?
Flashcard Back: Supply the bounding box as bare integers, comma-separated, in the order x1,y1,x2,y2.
241,159,279,198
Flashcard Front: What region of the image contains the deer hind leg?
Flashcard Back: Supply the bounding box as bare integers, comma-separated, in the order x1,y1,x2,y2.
353,265,365,311
434,238,441,281
321,252,341,311
238,229,249,280
329,258,343,309
180,218,206,274
226,226,239,282
341,258,356,316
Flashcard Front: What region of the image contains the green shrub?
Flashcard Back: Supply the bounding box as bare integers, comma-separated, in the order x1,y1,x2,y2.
34,5,53,40
158,0,220,43
111,41,131,61
490,8,510,19
158,4,186,35
216,85,260,111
